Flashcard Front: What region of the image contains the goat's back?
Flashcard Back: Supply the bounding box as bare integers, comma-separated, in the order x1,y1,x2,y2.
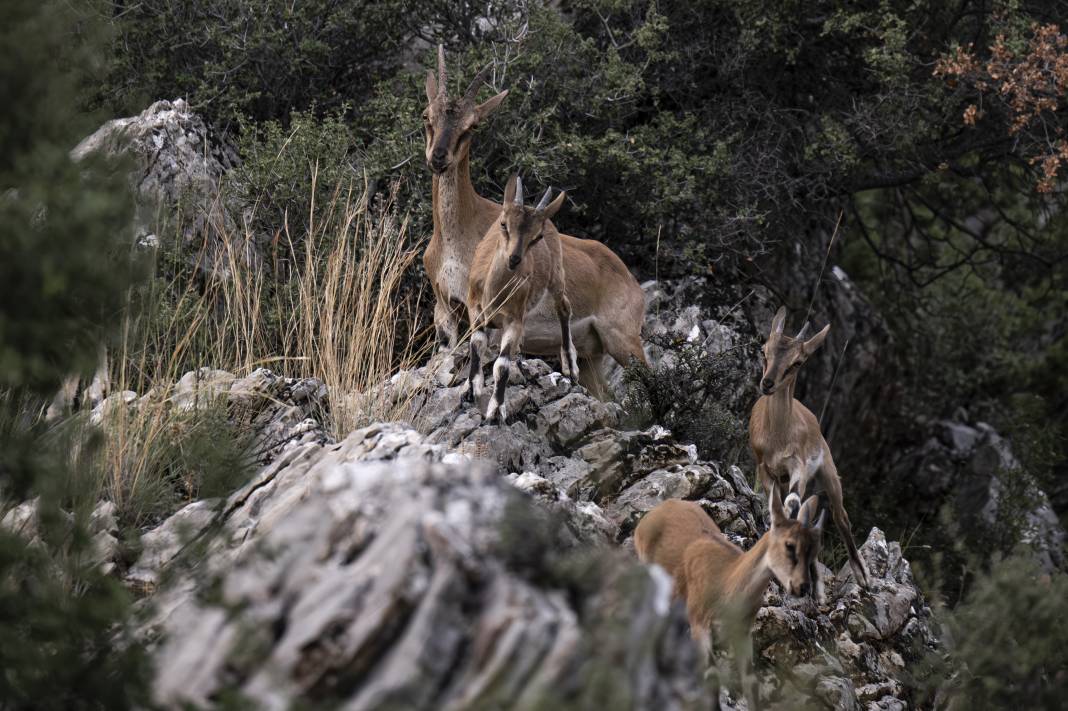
634,499,723,601
559,233,645,326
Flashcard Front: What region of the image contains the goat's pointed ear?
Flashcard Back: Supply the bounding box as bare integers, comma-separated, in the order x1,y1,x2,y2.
542,191,566,221
425,70,438,104
771,306,787,336
769,484,788,530
812,509,826,533
798,496,821,527
802,324,831,356
476,90,508,121
503,175,518,205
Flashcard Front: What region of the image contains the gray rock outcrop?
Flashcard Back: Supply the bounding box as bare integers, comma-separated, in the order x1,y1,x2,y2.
133,359,938,709
892,418,1065,572
72,98,243,271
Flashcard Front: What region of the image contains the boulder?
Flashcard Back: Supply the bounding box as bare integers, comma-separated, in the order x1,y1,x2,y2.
72,98,245,274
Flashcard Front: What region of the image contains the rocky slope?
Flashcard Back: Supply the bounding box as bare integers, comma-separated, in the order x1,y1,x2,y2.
35,98,1001,709
116,356,937,710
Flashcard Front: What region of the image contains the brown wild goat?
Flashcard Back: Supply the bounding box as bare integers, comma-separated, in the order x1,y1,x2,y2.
422,46,509,355
635,487,825,711
423,48,642,393
465,175,646,422
749,306,870,597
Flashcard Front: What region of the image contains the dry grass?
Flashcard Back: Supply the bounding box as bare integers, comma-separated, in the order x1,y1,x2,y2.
119,174,429,434
36,173,433,530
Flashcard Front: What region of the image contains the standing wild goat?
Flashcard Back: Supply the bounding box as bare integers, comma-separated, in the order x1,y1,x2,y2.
635,488,825,711
466,175,647,421
465,175,575,422
422,46,510,355
749,307,870,596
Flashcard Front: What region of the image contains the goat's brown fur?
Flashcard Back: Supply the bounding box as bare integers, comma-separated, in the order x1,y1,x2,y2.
749,306,870,593
635,489,824,710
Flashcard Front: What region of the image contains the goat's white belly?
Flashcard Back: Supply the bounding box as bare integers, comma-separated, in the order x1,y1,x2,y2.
767,447,824,489
439,256,468,304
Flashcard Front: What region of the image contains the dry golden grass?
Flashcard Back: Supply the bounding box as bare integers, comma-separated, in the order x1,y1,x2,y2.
39,174,434,528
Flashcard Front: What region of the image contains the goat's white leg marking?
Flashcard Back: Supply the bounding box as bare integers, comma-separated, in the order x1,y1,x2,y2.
485,323,521,423
467,329,487,399
556,296,580,381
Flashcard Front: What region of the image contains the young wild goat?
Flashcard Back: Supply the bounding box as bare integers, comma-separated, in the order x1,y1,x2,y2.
749,306,870,597
422,46,510,357
635,487,825,711
466,175,647,421
465,175,574,422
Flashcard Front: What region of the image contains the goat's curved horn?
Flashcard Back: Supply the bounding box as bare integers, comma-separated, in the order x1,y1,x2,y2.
463,62,492,105
514,176,524,205
796,321,811,340
437,45,447,96
535,187,553,212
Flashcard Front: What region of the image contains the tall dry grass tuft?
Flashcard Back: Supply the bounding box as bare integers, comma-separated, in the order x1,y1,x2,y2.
282,175,428,434
26,173,429,533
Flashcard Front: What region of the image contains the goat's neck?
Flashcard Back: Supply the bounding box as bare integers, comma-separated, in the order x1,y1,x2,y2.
432,152,480,245
764,376,798,442
726,533,775,618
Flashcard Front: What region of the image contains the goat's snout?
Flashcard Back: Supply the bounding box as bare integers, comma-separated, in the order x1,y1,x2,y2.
507,254,521,271
429,146,448,172
760,378,775,395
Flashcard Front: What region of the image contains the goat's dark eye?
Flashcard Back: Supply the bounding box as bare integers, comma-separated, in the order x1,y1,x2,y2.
785,543,797,562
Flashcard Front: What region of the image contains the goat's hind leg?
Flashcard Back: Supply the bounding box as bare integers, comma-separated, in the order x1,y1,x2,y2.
556,294,579,380
821,457,870,589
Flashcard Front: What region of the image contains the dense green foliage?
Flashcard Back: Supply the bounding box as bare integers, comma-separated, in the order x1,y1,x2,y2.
920,552,1068,709
623,335,759,465
0,2,152,707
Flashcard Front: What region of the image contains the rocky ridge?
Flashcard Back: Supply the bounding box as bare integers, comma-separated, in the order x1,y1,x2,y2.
114,351,937,710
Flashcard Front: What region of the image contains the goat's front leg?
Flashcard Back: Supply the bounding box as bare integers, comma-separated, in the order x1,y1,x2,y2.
555,294,579,380
464,307,486,404
485,320,522,425
810,559,828,606
735,633,761,711
693,626,722,711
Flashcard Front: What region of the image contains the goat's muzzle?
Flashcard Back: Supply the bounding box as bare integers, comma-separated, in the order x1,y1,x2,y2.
507,254,521,271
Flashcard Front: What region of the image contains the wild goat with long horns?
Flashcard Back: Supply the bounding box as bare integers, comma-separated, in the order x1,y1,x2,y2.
465,174,647,422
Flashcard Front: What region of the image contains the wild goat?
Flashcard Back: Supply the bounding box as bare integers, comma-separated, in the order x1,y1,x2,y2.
748,306,870,597
466,175,647,422
635,488,825,711
422,45,510,355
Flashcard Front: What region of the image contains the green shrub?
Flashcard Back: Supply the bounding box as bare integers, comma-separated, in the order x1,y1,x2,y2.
230,107,358,239
1,1,152,706
921,552,1068,709
622,335,759,465
96,0,521,130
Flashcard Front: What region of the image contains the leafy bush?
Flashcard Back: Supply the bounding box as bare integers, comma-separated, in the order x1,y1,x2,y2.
921,552,1068,709
97,0,444,128
230,107,357,239
622,335,759,464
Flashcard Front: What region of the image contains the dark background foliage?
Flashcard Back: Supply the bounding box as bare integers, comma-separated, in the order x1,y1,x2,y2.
6,0,1068,706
